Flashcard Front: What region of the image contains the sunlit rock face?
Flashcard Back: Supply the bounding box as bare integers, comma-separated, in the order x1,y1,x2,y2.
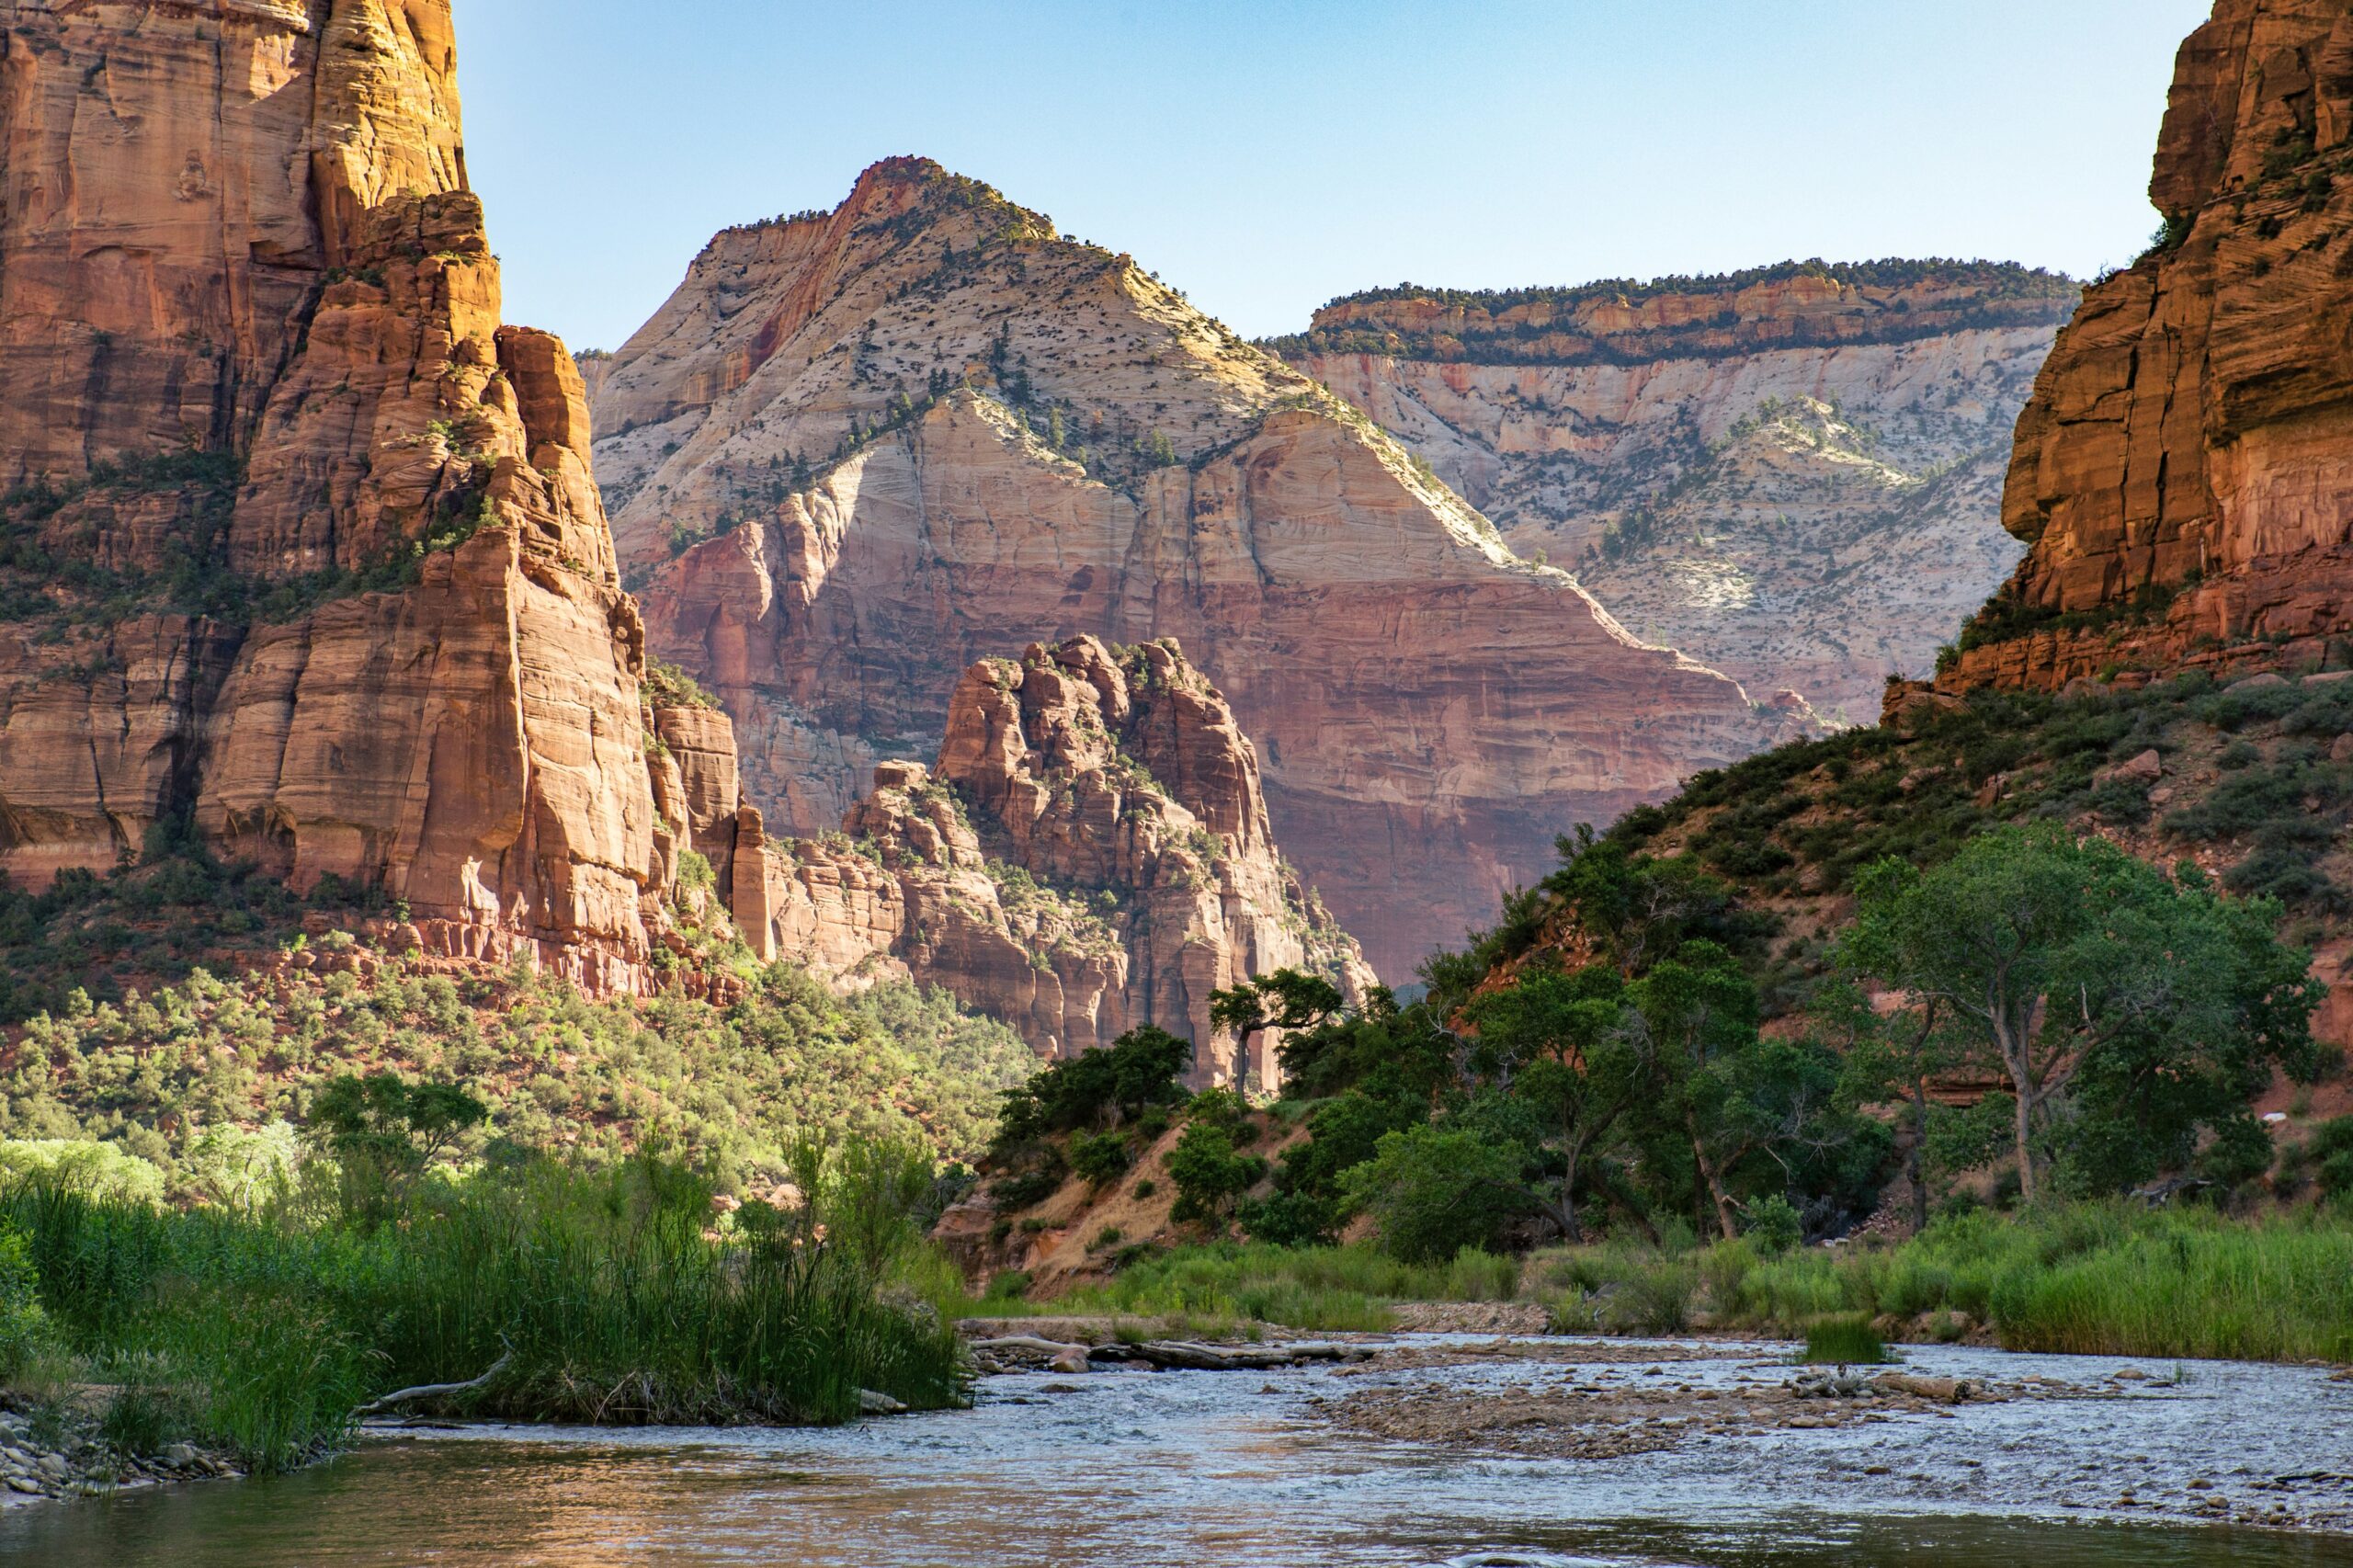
0,0,676,993
1939,0,2353,695
1276,266,2073,724
716,636,1374,1087
592,158,1812,977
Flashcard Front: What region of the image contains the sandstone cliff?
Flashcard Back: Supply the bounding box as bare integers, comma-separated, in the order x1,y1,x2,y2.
1935,0,2353,697
708,637,1372,1087
592,159,1815,978
0,0,675,991
1273,266,2075,722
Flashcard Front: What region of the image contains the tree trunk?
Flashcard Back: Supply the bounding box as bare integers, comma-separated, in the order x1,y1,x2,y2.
1686,1110,1740,1241
1907,1080,1930,1234
2013,1078,2037,1206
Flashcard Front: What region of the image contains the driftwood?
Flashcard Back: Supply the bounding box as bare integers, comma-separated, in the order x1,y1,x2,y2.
1091,1340,1370,1371
968,1335,1092,1358
356,1350,513,1416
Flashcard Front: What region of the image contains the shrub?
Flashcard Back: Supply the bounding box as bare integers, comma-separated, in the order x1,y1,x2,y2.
1165,1121,1266,1227
2315,1118,2353,1201
1341,1125,1529,1265
1067,1129,1131,1191
0,1224,51,1382
1743,1194,1803,1256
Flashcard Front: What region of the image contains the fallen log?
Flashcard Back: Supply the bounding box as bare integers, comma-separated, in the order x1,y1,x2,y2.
1093,1340,1371,1371
356,1350,513,1416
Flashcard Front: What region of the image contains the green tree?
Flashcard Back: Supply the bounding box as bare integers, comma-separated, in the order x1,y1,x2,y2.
1211,969,1347,1094
1625,939,1761,1238
1816,978,1966,1232
1463,963,1649,1242
1842,824,2323,1202
1340,1123,1530,1264
307,1073,488,1221
1165,1119,1266,1227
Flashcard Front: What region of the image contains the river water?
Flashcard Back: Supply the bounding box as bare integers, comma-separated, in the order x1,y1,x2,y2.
3,1337,2349,1567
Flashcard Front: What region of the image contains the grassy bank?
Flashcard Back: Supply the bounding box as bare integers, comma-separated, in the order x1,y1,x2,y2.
1,1145,967,1474
972,1242,1522,1334
1009,1204,2353,1365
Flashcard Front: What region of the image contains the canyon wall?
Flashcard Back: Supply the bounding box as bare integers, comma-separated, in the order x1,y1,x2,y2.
1935,0,2353,696
592,160,1816,979
0,0,672,990
1273,267,2074,722
709,636,1372,1086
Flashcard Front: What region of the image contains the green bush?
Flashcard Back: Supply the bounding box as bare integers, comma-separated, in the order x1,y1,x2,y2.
1341,1124,1529,1265
1165,1120,1266,1227
1067,1129,1131,1191
0,1223,50,1382
1743,1194,1803,1256
2314,1117,2353,1201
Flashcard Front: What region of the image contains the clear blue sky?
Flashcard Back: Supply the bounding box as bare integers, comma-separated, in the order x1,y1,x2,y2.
458,0,2215,352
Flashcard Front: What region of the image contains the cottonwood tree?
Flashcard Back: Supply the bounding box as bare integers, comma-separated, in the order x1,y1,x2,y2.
1462,963,1651,1243
1842,823,2322,1202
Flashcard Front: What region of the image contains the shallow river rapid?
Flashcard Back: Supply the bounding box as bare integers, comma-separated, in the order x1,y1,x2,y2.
3,1337,2349,1566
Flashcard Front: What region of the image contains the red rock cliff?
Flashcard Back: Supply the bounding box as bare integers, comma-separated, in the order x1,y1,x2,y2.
721,637,1374,1088
0,0,672,991
1938,0,2353,695
593,160,1816,980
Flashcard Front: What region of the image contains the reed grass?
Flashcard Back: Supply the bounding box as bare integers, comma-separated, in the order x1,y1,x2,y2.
4,1146,967,1473
1006,1242,1522,1332
1800,1313,1892,1365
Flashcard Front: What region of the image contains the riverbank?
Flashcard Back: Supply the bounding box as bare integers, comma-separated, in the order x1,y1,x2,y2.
0,1142,969,1483
976,1204,2353,1366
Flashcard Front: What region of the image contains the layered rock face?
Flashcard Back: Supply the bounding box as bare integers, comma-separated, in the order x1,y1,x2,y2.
594,160,1813,978
693,637,1372,1086
0,0,672,991
1273,267,2074,721
1938,0,2353,695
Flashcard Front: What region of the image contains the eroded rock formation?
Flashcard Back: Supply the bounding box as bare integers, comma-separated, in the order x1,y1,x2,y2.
1272,267,2074,721
0,0,672,990
593,159,1815,978
1934,0,2353,696
703,637,1372,1086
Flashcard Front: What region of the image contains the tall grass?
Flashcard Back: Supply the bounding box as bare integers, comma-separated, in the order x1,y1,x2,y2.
1555,1206,2353,1363
5,1146,967,1473
1013,1208,2353,1366
1003,1243,1524,1333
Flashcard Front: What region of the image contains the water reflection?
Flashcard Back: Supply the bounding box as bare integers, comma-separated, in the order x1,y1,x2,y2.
2,1338,2348,1567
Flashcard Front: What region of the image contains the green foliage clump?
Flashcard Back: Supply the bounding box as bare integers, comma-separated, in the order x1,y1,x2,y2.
1841,822,2325,1202
1165,1118,1267,1227
1801,1312,1891,1365
992,1028,1192,1153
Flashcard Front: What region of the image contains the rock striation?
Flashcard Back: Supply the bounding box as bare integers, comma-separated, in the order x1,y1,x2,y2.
1272,265,2075,721
0,0,676,991
1934,0,2353,697
593,159,1815,978
701,637,1373,1087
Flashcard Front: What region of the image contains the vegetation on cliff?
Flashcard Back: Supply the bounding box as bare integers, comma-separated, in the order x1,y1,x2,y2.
1260,259,2079,365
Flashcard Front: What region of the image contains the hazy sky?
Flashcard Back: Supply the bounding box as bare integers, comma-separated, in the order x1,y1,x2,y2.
458,1,2215,352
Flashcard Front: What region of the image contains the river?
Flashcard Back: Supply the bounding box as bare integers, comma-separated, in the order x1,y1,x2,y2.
3,1336,2348,1566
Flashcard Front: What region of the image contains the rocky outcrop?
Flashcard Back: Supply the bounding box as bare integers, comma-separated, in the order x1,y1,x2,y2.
1935,0,2353,697
0,1,673,991
728,637,1374,1087
1274,266,2074,721
594,159,1815,978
